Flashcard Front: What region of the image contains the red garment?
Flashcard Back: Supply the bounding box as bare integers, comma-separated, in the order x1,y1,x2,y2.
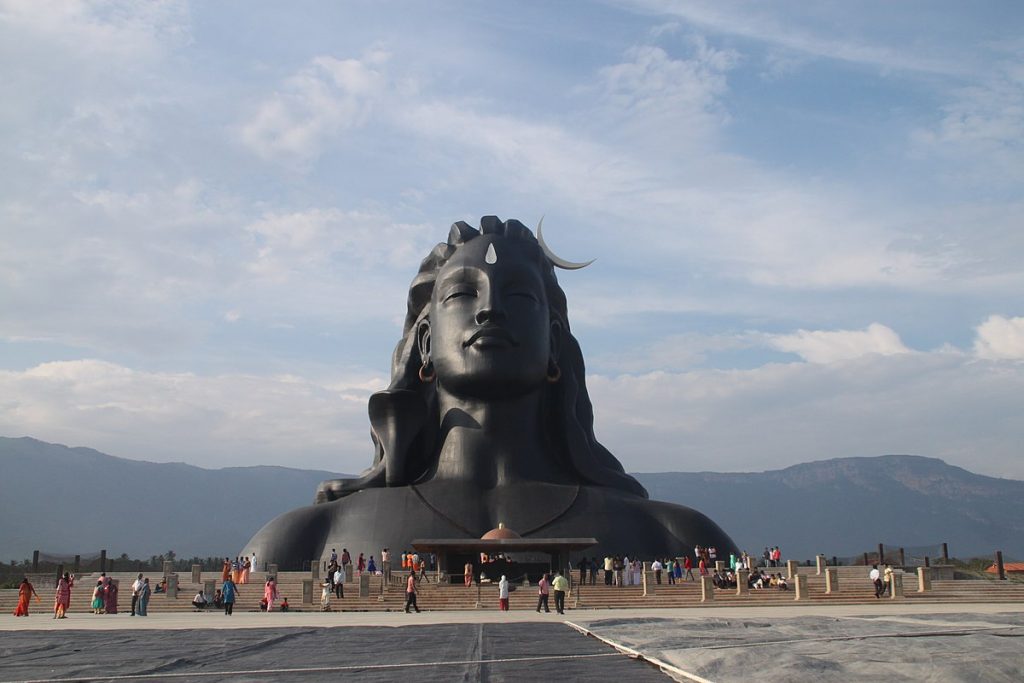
221,560,231,581
14,582,34,616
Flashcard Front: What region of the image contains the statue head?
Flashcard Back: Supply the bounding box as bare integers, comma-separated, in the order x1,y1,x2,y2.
318,216,647,500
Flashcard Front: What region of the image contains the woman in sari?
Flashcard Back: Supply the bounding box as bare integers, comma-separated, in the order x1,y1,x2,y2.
263,577,279,613
240,557,251,584
13,578,39,616
221,557,231,582
136,578,151,616
91,581,104,614
103,580,118,614
53,572,74,619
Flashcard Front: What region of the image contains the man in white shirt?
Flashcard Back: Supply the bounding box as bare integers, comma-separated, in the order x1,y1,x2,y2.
651,559,664,584
869,564,882,598
130,573,144,616
381,548,391,582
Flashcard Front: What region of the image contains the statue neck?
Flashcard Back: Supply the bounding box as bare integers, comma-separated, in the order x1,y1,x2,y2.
433,389,563,488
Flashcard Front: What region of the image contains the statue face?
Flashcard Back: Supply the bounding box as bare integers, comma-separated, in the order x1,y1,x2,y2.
426,235,552,399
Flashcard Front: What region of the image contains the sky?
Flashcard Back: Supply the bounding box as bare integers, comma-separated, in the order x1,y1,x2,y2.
1,0,1022,479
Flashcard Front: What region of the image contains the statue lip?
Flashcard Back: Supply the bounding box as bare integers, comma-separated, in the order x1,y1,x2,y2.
464,325,518,348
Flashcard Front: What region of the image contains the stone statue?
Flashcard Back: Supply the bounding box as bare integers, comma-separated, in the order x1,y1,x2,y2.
242,216,737,568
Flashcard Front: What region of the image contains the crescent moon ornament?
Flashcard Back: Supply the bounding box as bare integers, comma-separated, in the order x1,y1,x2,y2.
536,216,595,270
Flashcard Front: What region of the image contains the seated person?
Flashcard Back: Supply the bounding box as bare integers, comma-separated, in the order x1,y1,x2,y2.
213,589,224,609
191,591,208,610
279,597,289,612
259,597,268,612
778,575,789,590
154,578,167,593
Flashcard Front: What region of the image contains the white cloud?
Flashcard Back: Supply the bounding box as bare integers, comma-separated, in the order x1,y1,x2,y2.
239,52,389,163
767,323,909,364
0,360,384,472
587,348,1024,479
973,315,1024,360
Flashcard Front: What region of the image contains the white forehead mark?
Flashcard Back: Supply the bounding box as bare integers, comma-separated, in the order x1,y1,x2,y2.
485,243,497,265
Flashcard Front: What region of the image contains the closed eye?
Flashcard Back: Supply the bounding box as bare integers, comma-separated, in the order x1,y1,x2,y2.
443,286,477,302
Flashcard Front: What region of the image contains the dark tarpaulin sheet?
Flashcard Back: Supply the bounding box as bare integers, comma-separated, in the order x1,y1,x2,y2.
0,622,670,683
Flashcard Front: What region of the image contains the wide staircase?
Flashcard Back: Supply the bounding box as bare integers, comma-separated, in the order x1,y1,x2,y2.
4,566,1023,615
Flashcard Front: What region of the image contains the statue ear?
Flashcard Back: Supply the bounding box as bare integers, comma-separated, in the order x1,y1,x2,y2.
549,318,562,363
416,318,432,362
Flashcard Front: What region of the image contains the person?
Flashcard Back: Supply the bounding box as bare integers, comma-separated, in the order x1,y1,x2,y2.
103,579,118,614
279,597,289,612
870,564,883,598
778,574,789,591
91,581,105,614
241,218,738,568
333,563,345,599
154,578,167,594
130,573,144,616
590,558,598,585
13,577,39,616
536,573,551,613
552,570,569,615
321,579,332,611
578,557,587,586
213,589,224,609
405,572,420,613
251,552,258,574
651,558,663,585
192,590,208,610
330,548,338,565
464,561,473,587
221,575,237,616
883,564,894,597
264,577,279,613
368,556,377,574
381,548,391,582
684,555,695,581
221,557,231,582
357,553,366,575
604,556,613,586
498,575,510,611
136,578,151,616
240,556,251,584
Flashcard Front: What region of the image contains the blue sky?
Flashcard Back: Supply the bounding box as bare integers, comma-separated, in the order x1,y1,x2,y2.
2,1,1022,478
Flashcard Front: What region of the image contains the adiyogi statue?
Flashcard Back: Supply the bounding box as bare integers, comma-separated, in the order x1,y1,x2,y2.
242,216,737,568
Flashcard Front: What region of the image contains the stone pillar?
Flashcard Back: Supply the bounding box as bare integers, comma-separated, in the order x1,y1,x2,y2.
815,555,826,575
941,543,949,563
889,572,903,599
167,574,178,599
898,548,905,567
191,565,202,584
786,560,798,579
825,567,839,594
642,563,652,596
714,561,725,572
917,567,931,592
74,555,81,572
359,573,370,598
32,550,39,571
793,574,808,601
736,569,749,595
100,549,107,573
995,551,1006,580
924,556,930,567
311,562,319,580
302,579,313,605
878,543,885,565
163,560,174,577
700,575,715,602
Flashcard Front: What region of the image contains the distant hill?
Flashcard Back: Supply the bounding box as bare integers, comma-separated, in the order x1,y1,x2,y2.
0,436,346,561
633,455,1024,560
2,437,1021,562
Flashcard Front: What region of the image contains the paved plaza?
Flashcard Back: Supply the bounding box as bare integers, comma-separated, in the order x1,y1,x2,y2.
1,604,1022,682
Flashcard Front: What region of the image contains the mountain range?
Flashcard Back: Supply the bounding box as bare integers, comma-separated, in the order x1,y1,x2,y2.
2,436,1021,561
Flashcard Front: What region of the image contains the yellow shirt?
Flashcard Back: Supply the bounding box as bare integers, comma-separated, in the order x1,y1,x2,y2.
552,575,570,592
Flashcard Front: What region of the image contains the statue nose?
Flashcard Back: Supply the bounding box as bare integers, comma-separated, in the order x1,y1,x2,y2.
475,303,506,325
